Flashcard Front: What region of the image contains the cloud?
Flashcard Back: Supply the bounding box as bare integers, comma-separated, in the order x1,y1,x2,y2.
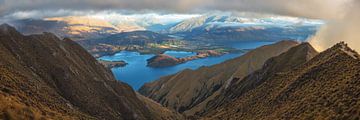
309,0,360,51
0,0,206,15
0,0,349,18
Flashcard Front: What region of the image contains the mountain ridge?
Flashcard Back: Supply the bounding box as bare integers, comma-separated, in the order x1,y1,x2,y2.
203,42,360,119
194,42,319,117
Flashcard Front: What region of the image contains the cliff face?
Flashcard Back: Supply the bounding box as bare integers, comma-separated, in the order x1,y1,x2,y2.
0,24,180,120
204,42,360,119
139,40,300,115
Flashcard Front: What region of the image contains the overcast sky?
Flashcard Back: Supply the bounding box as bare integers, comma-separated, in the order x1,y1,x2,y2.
0,0,352,19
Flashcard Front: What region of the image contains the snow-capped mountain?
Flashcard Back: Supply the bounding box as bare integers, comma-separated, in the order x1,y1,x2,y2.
7,12,324,41
167,13,324,33
89,13,200,32
7,13,199,40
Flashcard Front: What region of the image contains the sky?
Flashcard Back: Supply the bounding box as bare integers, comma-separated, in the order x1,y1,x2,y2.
0,0,359,51
0,0,351,18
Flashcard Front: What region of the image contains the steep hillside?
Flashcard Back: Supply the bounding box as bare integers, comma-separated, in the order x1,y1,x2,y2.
198,43,318,117
204,42,360,119
0,24,180,120
139,40,299,115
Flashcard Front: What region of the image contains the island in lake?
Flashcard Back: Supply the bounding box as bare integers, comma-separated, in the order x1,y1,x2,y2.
147,50,224,68
99,60,128,68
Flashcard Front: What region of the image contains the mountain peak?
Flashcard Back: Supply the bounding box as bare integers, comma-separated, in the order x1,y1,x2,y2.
0,23,12,28
330,41,359,59
0,23,18,34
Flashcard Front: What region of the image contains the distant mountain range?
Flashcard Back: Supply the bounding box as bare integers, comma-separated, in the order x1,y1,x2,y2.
9,17,144,40
167,14,323,34
7,13,323,41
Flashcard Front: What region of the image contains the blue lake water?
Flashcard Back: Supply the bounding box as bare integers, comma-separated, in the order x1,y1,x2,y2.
99,41,277,90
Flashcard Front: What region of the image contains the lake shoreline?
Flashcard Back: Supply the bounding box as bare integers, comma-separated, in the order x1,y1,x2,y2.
98,41,276,90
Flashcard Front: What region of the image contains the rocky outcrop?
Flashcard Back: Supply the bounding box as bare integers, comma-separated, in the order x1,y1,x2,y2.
204,42,360,119
147,50,224,68
139,40,300,115
0,24,181,120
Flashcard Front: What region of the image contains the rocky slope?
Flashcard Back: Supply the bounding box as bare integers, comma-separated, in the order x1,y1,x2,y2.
139,40,299,115
0,24,181,120
204,42,360,119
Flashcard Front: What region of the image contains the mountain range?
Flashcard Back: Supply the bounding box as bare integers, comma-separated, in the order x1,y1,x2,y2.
7,14,322,40
9,17,144,40
167,14,322,34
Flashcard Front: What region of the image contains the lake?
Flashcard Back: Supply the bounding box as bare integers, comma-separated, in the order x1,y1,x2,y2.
99,41,276,90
